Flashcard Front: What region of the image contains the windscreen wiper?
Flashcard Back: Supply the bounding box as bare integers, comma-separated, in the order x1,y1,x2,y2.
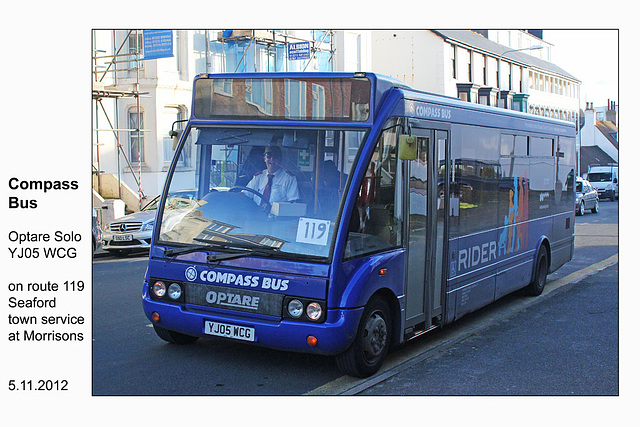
163,239,280,261
163,242,245,257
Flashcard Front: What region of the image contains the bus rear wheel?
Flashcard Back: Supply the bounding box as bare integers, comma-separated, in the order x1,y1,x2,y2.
525,247,549,296
336,296,391,378
153,325,199,344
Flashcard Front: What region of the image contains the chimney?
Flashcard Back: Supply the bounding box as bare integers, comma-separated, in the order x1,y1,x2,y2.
605,100,617,125
584,105,596,128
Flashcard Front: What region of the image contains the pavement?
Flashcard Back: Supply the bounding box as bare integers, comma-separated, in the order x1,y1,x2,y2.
304,254,619,396
358,262,619,395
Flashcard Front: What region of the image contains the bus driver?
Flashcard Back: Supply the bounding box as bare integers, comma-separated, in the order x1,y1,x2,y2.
246,145,299,209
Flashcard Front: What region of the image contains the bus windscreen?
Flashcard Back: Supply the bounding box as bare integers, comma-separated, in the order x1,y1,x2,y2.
193,77,371,121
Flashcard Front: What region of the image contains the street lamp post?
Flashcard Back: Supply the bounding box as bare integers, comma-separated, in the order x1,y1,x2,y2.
497,45,544,108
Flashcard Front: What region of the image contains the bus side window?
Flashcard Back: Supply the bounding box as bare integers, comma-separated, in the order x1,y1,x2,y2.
345,125,401,258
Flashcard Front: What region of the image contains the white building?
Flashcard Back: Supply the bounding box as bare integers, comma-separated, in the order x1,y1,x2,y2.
370,30,581,122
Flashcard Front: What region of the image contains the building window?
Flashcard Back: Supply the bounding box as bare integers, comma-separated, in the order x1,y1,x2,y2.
163,106,188,165
312,84,326,119
175,30,187,80
467,49,473,82
483,55,488,85
213,78,233,96
128,108,144,163
529,71,534,90
538,75,544,92
344,32,362,72
451,44,457,79
175,30,181,72
285,79,307,118
458,83,479,103
128,31,143,71
245,79,274,116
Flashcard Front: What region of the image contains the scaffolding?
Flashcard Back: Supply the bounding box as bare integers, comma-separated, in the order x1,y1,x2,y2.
92,29,336,211
212,30,336,73
92,30,149,208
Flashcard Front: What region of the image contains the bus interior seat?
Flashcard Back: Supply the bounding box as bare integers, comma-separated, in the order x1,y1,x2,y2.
237,146,266,187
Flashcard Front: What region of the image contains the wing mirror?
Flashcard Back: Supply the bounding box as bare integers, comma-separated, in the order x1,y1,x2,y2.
170,120,188,150
398,134,418,160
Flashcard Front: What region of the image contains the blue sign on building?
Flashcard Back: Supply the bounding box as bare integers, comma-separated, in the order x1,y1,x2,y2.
143,30,174,60
288,42,311,60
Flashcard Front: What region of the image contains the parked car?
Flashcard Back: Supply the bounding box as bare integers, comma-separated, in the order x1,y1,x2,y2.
586,165,618,201
575,177,599,216
101,192,197,256
101,197,160,256
92,208,102,256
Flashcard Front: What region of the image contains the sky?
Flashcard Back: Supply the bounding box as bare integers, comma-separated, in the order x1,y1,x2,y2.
543,29,619,109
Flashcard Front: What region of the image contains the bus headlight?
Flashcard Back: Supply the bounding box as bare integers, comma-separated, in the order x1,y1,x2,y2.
306,302,323,321
287,299,304,318
284,297,326,322
152,281,166,298
168,283,182,300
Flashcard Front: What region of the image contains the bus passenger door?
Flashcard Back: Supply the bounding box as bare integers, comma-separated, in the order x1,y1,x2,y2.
404,127,448,334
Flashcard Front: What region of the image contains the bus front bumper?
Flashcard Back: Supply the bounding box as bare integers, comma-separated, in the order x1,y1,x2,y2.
143,295,364,356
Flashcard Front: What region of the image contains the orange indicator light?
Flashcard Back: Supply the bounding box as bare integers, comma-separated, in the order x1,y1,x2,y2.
378,268,388,276
151,312,161,323
307,335,318,347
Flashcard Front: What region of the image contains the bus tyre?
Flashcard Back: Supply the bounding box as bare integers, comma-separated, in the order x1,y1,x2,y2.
525,247,549,296
336,296,391,378
153,325,199,344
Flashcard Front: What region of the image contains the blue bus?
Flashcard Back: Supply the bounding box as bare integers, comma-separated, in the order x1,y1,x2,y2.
143,72,575,377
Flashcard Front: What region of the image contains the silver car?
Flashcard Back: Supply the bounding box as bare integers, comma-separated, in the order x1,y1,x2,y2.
575,177,599,216
101,197,160,256
92,208,102,256
101,192,198,256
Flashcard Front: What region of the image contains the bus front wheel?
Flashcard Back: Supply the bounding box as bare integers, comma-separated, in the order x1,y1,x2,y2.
153,325,199,344
336,296,391,378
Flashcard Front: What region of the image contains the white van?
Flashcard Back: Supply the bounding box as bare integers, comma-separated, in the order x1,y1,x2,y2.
587,165,618,201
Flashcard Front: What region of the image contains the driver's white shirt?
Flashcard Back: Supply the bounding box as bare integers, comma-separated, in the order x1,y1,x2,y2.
245,168,299,205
